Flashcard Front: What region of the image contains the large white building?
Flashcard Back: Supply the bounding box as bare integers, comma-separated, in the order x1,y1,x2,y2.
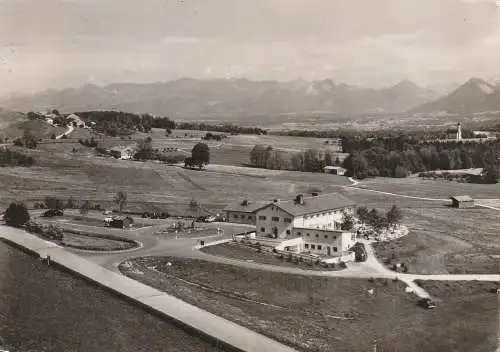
255,193,355,239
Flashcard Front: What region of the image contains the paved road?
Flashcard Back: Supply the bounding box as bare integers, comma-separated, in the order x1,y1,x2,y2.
0,225,297,352
56,124,75,139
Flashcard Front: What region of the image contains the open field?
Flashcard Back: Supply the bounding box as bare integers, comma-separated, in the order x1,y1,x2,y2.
61,232,138,251
146,128,346,166
374,207,500,274
121,256,499,352
355,176,500,199
201,242,343,271
0,146,349,216
0,119,66,140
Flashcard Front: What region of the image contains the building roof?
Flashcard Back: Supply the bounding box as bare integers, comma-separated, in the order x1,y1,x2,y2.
273,193,355,216
224,200,269,213
450,195,474,202
324,166,346,171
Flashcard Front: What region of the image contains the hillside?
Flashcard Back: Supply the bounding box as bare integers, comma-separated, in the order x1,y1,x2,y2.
0,79,440,118
412,78,500,114
0,108,27,129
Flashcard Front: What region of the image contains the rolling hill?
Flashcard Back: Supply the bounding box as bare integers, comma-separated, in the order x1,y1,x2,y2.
412,78,500,114
0,78,440,118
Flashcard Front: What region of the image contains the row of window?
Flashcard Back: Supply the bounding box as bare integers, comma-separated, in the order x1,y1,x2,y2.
259,227,291,235
258,216,292,223
304,244,338,252
233,214,254,220
302,233,338,240
304,211,337,220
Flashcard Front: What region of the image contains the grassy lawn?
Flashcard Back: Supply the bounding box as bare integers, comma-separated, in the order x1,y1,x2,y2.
120,257,499,352
201,242,343,271
356,177,500,199
373,207,500,274
0,146,350,214
61,232,138,251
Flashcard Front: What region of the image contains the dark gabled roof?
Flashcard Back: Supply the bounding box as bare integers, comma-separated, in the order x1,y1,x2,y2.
272,193,355,217
223,200,269,213
450,195,474,202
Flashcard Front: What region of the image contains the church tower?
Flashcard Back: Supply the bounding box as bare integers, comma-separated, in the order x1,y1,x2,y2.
457,122,462,141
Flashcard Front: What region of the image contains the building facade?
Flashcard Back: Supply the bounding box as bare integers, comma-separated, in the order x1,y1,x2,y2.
254,193,355,239
293,228,356,256
224,200,267,225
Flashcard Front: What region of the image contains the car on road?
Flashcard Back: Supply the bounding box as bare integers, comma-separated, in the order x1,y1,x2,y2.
42,209,64,217
418,298,437,309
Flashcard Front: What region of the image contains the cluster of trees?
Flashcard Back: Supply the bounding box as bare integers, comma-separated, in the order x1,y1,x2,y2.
78,138,98,147
184,143,210,169
342,140,500,180
418,168,499,184
176,122,266,135
0,148,35,167
3,202,30,227
13,131,38,149
76,111,175,136
356,205,403,233
249,145,341,172
202,132,226,141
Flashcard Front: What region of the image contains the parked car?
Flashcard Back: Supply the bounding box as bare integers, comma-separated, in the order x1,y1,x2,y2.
42,209,64,217
418,298,437,309
103,210,112,215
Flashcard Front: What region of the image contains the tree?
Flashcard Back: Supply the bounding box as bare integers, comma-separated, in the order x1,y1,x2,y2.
483,165,499,184
356,206,369,224
4,202,30,227
386,205,403,228
165,128,172,136
50,133,56,140
80,200,91,216
340,211,355,231
66,197,77,209
135,137,153,160
115,191,127,214
191,142,210,169
45,196,65,210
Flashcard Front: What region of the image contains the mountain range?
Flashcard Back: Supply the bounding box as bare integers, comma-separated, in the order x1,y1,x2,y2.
411,78,500,115
0,77,498,118
0,79,439,118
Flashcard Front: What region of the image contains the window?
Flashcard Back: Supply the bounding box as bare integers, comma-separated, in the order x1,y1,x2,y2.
272,217,279,222
297,232,301,236
318,245,322,250
324,235,328,239
284,218,292,223
333,236,337,240
333,247,338,252
260,227,265,232
233,214,238,218
286,230,291,235
306,233,310,237
315,234,319,238
311,245,316,250
305,244,309,249
259,216,266,220
248,215,253,220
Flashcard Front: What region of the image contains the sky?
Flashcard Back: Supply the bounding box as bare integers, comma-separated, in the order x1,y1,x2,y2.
0,0,499,96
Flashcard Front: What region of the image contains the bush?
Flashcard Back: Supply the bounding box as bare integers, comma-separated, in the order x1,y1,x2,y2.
4,202,30,227
339,261,347,269
50,134,56,139
0,148,35,167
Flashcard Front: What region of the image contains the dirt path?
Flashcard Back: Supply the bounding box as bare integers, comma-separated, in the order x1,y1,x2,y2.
56,124,75,139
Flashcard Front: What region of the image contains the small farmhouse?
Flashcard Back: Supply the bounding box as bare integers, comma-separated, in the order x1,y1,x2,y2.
109,147,134,160
106,216,134,228
450,195,475,209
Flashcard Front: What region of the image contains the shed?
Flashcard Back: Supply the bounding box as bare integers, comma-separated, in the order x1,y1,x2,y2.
109,216,134,228
450,196,475,209
324,166,347,176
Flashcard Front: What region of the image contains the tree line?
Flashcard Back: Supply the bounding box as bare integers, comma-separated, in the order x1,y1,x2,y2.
176,122,266,135
250,145,341,172
342,139,500,182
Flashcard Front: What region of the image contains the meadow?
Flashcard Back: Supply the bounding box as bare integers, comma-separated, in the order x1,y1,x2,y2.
121,256,499,352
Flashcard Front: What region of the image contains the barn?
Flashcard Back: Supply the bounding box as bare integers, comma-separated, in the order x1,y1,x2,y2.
450,195,475,209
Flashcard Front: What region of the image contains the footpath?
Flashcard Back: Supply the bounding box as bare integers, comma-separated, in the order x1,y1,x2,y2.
0,225,298,352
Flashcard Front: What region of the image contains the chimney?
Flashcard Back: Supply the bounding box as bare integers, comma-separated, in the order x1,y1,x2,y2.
295,194,305,205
